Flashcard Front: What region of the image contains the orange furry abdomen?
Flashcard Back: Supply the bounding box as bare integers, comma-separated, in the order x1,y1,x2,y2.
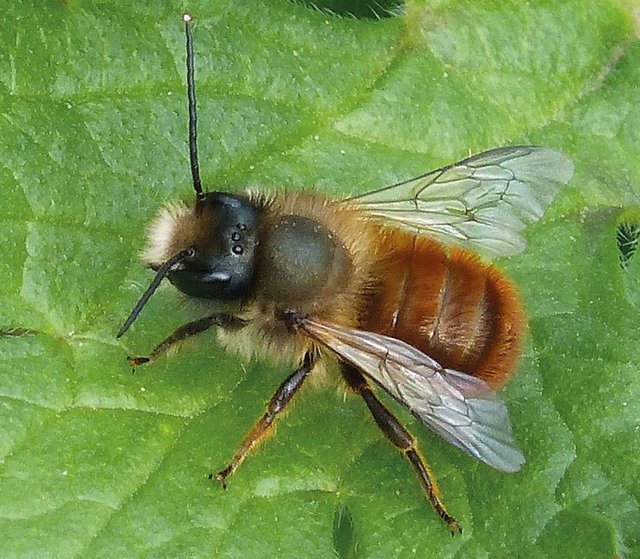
360,229,525,388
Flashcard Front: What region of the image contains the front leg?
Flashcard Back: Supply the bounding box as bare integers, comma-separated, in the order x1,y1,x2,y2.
213,350,315,486
128,313,246,366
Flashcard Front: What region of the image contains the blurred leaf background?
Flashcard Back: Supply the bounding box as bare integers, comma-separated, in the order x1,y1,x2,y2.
1,0,639,557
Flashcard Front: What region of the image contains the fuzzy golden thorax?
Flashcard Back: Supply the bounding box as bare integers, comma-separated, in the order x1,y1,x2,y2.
248,190,382,324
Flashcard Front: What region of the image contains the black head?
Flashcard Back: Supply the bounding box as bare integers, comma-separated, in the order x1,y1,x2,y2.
167,192,259,300
117,15,258,339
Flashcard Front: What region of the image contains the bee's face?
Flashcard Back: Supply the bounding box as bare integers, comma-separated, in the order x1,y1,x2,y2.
166,193,259,301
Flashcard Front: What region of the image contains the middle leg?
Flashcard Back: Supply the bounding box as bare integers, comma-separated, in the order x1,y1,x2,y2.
213,350,316,486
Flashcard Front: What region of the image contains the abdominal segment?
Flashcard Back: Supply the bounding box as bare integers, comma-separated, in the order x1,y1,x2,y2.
361,230,525,387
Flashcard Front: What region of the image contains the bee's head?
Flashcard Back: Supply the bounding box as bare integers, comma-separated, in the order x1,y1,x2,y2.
117,17,261,339
116,192,259,338
146,192,259,301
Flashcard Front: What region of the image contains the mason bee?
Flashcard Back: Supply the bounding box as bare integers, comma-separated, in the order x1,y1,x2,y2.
117,14,574,532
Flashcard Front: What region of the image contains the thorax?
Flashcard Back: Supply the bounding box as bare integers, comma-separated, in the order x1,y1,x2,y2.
218,191,380,364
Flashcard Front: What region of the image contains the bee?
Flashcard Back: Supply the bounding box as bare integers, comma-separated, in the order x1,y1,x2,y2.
117,14,574,532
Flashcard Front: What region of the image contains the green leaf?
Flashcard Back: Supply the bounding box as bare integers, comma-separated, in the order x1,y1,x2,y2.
1,0,639,557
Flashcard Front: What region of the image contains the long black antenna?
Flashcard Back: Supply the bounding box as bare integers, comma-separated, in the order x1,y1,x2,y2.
117,249,194,338
184,13,205,201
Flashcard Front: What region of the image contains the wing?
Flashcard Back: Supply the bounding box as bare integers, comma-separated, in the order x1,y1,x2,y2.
299,316,525,473
347,146,574,257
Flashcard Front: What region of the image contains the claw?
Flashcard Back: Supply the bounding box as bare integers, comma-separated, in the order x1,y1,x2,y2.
209,469,230,489
127,356,150,367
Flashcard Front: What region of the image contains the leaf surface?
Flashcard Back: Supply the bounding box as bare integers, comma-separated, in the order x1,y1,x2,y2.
1,1,639,557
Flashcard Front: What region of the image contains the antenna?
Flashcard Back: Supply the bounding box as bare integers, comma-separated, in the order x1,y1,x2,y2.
184,13,205,201
117,249,194,338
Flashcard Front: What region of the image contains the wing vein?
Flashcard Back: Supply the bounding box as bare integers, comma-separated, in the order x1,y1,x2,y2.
349,146,573,257
299,317,526,472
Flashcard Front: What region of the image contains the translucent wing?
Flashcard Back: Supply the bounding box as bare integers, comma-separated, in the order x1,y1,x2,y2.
299,316,525,472
348,146,574,257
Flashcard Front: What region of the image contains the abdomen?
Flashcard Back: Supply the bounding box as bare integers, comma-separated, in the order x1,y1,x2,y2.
360,229,525,388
